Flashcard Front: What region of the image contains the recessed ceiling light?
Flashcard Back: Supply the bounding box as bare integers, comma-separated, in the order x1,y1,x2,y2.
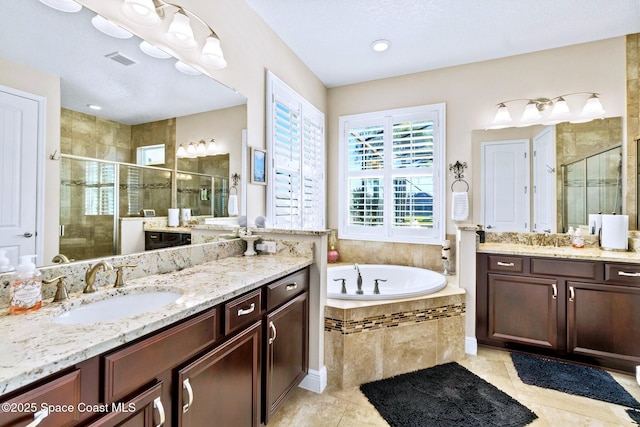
87,104,102,111
91,14,133,39
38,0,82,13
371,39,391,52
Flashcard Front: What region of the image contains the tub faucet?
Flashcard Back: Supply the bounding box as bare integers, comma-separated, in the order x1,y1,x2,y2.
354,263,363,295
84,260,113,293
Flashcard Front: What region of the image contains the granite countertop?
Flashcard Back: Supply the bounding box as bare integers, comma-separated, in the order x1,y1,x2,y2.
191,224,330,236
0,255,313,395
144,226,193,234
478,243,640,264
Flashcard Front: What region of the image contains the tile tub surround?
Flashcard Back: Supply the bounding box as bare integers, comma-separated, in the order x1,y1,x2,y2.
324,282,466,390
0,239,247,309
0,254,313,396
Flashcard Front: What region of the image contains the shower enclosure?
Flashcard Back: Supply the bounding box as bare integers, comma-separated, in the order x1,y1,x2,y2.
561,145,622,232
60,155,228,261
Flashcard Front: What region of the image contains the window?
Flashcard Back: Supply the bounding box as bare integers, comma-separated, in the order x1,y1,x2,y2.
338,104,445,244
84,162,115,216
266,71,325,230
136,144,165,166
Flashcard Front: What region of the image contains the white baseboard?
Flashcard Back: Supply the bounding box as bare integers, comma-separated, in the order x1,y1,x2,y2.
465,337,478,355
299,366,327,394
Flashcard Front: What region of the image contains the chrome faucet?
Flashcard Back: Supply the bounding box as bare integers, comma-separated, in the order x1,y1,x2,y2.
84,260,113,293
354,263,363,295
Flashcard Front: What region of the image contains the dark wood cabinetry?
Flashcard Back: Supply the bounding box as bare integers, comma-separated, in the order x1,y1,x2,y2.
477,253,640,373
0,266,310,427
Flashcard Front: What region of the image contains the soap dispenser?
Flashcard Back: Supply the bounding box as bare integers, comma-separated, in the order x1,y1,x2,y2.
8,255,42,314
0,249,13,273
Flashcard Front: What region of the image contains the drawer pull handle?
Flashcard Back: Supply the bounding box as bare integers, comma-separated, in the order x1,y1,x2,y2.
618,271,640,277
25,408,49,427
269,321,277,345
552,284,557,300
237,303,256,316
286,282,298,291
569,286,575,302
496,262,515,267
183,378,194,414
153,397,166,427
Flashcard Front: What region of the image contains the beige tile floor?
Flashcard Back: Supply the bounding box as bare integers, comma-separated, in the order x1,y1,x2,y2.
268,348,640,426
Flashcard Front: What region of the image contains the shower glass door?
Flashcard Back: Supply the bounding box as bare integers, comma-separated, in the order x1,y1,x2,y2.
60,157,116,261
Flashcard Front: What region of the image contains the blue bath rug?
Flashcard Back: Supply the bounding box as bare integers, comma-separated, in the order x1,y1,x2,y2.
627,409,640,424
360,362,537,426
511,352,640,410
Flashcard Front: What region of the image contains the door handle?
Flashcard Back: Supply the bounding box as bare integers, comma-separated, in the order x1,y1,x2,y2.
19,232,33,238
496,262,515,267
486,225,494,229
153,397,166,427
286,282,298,291
25,408,49,427
552,284,557,300
237,303,255,316
569,286,575,302
618,271,640,277
182,378,194,413
269,321,277,345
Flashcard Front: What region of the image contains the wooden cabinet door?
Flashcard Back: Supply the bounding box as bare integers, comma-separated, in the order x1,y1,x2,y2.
567,281,640,368
86,383,164,427
487,274,559,349
264,292,308,424
177,321,261,427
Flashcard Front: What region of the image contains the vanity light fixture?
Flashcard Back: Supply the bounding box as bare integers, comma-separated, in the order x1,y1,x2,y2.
38,0,82,13
196,140,207,157
176,143,187,158
206,139,217,155
488,92,605,129
91,14,133,39
177,140,221,158
120,0,227,69
185,142,197,158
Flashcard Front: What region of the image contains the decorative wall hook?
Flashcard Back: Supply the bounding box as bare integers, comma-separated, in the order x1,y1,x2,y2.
449,161,469,192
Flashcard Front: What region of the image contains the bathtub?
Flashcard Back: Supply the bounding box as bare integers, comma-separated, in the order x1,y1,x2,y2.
327,264,446,300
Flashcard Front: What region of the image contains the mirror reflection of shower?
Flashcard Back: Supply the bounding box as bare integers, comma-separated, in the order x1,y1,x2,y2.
562,145,622,232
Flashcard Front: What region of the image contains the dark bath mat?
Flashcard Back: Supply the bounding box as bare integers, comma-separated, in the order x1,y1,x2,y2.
511,352,640,410
360,362,537,427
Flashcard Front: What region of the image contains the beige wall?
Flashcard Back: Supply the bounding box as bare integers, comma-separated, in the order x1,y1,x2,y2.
327,38,626,236
0,57,61,264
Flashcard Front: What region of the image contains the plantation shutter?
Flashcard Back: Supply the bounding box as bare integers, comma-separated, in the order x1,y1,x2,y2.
267,71,325,230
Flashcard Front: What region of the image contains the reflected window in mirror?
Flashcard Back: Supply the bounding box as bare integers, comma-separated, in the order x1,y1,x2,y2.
136,144,166,166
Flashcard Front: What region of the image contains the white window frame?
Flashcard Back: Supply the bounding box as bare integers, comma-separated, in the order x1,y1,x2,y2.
338,104,446,244
265,71,325,230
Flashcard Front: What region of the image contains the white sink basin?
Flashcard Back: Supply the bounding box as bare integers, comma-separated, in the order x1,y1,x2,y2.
53,291,183,325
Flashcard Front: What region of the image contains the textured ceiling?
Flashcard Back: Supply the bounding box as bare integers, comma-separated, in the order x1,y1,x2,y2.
245,0,640,87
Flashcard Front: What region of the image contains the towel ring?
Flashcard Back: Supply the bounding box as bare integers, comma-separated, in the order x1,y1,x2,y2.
451,179,469,192
229,186,237,195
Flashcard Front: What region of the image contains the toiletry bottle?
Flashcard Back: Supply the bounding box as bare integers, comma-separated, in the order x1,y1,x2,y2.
572,228,584,249
0,249,13,273
8,255,42,314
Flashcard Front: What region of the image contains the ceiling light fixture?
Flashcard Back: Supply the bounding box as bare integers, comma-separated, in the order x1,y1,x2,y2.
91,14,133,39
177,140,221,158
175,60,201,75
120,0,227,69
139,40,171,58
87,104,102,110
488,92,605,129
370,39,391,52
38,0,82,13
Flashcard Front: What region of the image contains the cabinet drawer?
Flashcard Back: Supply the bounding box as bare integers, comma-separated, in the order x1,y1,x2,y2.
225,289,262,335
0,369,81,427
531,258,598,280
103,308,217,404
487,255,524,273
86,382,164,427
605,264,640,286
267,268,309,311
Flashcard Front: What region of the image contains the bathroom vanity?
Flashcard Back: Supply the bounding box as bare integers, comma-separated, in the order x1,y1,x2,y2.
0,257,311,427
476,248,640,373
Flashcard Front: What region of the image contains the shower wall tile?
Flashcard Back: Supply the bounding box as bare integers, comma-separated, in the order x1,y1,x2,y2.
626,34,639,229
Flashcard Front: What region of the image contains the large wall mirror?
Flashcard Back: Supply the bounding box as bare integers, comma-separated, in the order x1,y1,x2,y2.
1,1,247,265
472,117,623,233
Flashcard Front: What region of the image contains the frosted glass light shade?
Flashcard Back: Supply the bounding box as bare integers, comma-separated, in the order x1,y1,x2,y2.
196,141,207,157
121,0,161,26
549,97,571,118
91,15,133,39
206,139,217,154
39,0,82,13
521,101,542,122
201,36,227,69
176,144,187,158
186,143,197,158
489,103,512,128
167,12,197,49
581,94,605,117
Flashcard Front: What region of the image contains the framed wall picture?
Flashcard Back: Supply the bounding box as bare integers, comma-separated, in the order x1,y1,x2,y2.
251,147,267,185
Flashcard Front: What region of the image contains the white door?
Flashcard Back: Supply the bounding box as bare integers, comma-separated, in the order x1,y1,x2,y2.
0,89,40,266
481,139,530,232
533,127,557,233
